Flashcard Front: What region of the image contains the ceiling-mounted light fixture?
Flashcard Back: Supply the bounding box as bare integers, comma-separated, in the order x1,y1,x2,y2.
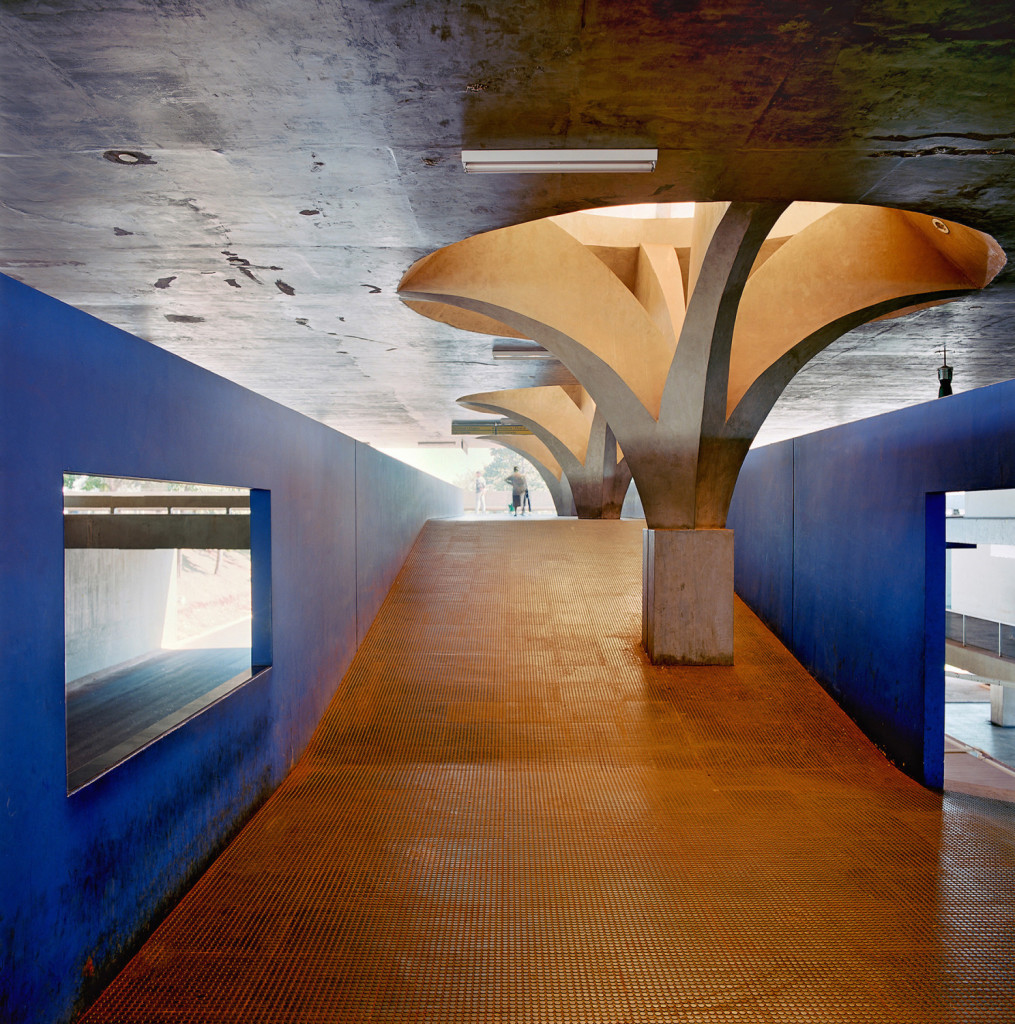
938,345,953,397
492,341,554,359
461,149,658,174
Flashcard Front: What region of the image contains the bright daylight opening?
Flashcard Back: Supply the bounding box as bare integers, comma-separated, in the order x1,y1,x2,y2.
587,201,696,219
584,201,841,235
943,489,1015,796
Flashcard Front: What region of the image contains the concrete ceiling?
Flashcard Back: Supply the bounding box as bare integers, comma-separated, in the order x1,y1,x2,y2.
2,1,1014,449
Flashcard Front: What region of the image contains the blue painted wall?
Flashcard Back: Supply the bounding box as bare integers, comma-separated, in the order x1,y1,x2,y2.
0,276,460,1024
355,440,453,643
729,379,1015,788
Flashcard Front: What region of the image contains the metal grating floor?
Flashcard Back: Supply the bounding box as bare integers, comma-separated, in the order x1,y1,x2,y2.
80,520,1015,1022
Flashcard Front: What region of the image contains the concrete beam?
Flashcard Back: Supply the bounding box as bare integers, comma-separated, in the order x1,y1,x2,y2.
947,517,1015,546
946,640,1015,727
64,514,251,550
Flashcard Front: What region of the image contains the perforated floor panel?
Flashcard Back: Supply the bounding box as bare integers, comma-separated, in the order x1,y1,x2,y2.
80,520,1015,1022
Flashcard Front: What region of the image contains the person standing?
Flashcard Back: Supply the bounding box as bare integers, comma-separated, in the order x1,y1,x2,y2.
474,470,487,513
505,466,527,516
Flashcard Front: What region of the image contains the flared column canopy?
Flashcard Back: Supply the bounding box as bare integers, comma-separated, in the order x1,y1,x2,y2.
401,201,1004,529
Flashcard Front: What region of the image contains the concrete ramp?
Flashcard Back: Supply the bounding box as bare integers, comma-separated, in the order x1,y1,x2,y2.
81,520,1015,1022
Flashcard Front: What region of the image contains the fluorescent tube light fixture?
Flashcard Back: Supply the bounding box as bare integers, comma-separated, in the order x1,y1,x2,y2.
461,149,658,174
492,341,555,360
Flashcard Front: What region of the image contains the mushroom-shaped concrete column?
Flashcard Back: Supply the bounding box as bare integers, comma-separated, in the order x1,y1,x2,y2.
400,202,1004,664
459,385,631,519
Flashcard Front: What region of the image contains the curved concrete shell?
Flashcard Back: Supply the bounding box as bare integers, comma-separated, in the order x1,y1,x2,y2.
401,201,1003,529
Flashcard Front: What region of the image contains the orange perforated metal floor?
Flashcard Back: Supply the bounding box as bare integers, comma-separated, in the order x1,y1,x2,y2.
80,520,1015,1022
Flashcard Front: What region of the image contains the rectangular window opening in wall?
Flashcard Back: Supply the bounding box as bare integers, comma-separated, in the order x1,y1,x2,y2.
64,474,272,793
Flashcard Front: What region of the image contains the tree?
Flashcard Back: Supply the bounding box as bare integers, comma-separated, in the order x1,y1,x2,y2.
480,448,546,492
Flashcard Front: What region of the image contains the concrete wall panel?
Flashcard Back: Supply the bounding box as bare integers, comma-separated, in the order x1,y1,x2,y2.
729,378,1015,789
0,275,460,1024
949,545,1015,623
64,549,176,680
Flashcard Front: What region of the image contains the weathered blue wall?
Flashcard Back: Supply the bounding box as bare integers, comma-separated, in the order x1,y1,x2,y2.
0,276,461,1024
729,379,1015,789
355,440,453,643
726,440,794,639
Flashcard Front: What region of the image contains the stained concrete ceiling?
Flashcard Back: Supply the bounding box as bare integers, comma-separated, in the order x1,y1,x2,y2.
2,1,1014,449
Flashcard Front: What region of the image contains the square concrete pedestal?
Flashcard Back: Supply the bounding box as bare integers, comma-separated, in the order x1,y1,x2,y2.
643,528,733,665
990,682,1015,726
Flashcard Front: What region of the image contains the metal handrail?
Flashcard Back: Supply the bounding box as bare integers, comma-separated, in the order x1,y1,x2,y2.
945,610,1015,659
64,493,250,515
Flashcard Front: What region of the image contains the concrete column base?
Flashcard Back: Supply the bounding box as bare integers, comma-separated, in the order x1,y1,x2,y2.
990,683,1015,726
643,528,734,665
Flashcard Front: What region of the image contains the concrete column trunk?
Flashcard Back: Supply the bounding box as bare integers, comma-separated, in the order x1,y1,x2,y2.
643,528,734,664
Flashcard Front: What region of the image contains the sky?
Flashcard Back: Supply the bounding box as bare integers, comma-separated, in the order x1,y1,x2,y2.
378,445,496,485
